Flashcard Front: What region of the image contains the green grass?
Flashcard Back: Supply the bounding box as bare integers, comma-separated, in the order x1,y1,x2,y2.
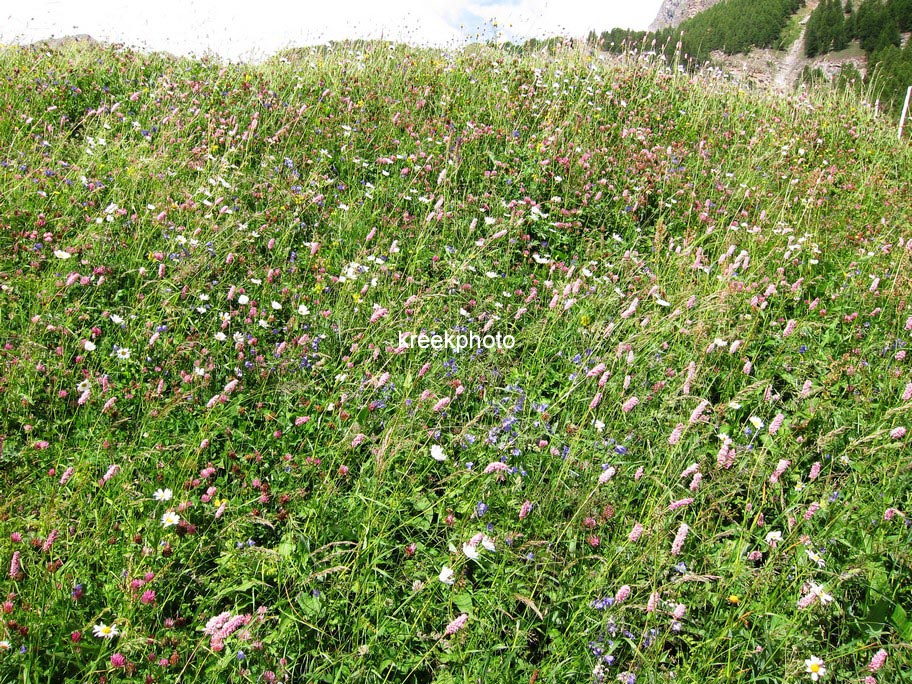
825,40,868,60
0,39,911,684
777,8,811,51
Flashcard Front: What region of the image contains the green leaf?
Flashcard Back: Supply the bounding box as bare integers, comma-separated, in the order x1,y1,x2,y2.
892,603,912,641
453,592,473,614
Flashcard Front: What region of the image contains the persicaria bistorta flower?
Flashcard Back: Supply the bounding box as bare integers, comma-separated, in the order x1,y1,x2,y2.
99,464,120,487
646,592,659,612
689,400,710,424
671,523,689,556
620,297,639,319
204,612,251,651
803,502,820,520
519,500,533,520
868,648,887,672
41,529,58,553
9,551,22,580
769,459,791,484
768,413,785,435
587,363,606,378
680,463,700,479
443,613,468,636
598,466,617,484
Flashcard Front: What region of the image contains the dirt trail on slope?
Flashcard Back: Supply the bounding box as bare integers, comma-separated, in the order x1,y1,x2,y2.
774,0,820,90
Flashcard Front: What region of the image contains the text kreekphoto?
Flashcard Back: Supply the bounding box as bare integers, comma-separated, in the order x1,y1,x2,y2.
395,330,516,351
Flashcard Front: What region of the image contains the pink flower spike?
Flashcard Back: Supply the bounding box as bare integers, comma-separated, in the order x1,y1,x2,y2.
59,467,75,485
646,592,659,612
671,523,689,556
443,613,468,636
868,649,887,672
587,363,606,378
768,459,790,485
768,413,785,435
519,500,533,520
9,551,22,579
598,466,617,484
614,585,631,603
621,396,639,413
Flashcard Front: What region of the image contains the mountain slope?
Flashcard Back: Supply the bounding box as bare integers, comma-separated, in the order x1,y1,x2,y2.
649,0,726,30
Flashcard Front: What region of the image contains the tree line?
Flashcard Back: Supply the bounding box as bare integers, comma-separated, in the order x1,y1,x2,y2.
589,0,804,64
804,0,912,111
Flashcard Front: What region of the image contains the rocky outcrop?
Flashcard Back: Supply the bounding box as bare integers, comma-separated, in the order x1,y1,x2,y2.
649,0,726,31
27,34,99,50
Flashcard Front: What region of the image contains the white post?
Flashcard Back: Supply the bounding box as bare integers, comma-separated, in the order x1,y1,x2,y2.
899,86,912,140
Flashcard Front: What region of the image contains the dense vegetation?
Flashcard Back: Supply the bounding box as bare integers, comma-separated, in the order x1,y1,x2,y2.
805,0,850,56
1,39,911,683
804,0,912,111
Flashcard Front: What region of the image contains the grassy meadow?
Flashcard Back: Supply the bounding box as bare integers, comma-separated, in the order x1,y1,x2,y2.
1,39,911,683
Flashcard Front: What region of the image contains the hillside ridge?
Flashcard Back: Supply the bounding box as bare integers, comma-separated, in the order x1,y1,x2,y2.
649,0,726,30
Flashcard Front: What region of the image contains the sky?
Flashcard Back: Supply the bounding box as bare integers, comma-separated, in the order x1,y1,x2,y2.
0,0,663,61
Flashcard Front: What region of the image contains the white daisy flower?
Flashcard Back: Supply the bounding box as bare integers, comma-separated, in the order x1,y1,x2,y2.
153,488,173,502
804,656,826,681
161,511,180,527
92,622,119,639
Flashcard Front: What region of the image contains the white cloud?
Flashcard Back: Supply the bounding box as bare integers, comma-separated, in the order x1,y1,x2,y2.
464,0,657,42
1,0,662,60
